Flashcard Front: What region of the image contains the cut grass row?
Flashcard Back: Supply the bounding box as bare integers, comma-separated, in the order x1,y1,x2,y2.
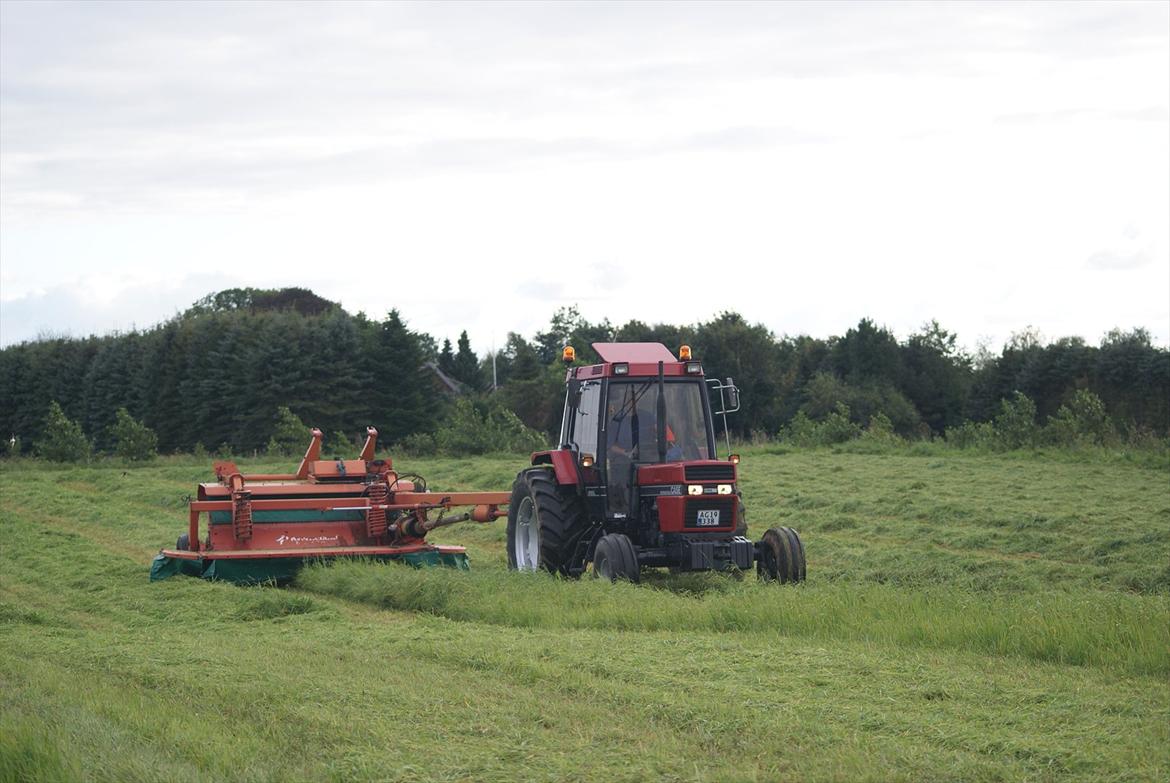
296,559,1170,677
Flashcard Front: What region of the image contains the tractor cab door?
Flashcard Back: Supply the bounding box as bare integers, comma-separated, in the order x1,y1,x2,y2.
602,381,647,517
565,380,602,457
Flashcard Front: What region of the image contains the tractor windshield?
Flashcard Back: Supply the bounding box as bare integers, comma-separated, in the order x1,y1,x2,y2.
604,380,711,464
603,379,711,515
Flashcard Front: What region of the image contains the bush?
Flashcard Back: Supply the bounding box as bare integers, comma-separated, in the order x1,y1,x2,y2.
396,431,438,456
799,373,923,436
779,403,863,446
1122,424,1170,452
267,406,310,456
421,397,548,456
992,392,1038,450
943,393,1037,452
1044,390,1116,448
863,412,901,443
34,401,92,462
111,408,158,462
944,420,996,450
328,429,355,457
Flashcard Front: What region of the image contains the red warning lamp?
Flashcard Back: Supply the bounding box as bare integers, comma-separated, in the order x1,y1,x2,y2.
562,346,576,364
679,345,692,360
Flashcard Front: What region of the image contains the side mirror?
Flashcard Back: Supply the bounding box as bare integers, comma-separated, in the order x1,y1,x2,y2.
725,378,739,409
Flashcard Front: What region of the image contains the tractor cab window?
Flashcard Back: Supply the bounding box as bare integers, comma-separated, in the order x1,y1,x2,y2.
569,380,601,457
604,379,710,516
604,380,711,465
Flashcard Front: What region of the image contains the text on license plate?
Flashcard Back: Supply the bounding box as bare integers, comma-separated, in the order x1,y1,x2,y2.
696,509,721,526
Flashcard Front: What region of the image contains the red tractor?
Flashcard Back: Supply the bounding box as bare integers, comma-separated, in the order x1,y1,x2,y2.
506,342,806,583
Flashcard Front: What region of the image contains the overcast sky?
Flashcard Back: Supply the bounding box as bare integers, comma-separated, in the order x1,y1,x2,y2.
1,0,1167,353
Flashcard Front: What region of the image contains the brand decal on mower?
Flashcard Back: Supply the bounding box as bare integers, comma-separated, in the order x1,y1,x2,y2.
275,534,341,546
695,509,721,526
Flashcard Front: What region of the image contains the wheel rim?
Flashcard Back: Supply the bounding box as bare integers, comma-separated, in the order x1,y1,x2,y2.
595,552,612,581
513,497,540,570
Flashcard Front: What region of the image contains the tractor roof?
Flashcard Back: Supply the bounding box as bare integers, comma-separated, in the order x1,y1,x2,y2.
592,342,678,364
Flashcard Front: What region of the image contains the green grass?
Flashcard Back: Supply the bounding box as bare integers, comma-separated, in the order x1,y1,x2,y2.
298,563,1168,676
1,448,1168,782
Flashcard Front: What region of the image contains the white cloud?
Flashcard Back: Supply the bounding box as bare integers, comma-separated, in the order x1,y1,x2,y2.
0,274,234,346
1087,249,1152,271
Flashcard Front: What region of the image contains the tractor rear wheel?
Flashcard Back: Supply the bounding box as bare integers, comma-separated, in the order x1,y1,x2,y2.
592,533,640,583
507,468,588,576
758,527,806,584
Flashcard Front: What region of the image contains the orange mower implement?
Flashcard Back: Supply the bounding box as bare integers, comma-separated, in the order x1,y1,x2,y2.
151,427,509,584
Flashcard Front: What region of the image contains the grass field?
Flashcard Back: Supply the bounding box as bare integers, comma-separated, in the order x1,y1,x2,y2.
1,447,1168,782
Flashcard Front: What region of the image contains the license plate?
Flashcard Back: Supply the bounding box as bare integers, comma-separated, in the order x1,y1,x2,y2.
696,509,721,526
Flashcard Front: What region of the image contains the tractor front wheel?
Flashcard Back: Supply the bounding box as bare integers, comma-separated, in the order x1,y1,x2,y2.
506,468,588,576
592,533,640,583
758,527,806,584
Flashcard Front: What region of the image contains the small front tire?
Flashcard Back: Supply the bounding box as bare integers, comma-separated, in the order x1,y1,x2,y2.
758,527,806,584
592,533,640,583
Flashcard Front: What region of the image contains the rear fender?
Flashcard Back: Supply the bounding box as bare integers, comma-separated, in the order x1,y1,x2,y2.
530,449,579,488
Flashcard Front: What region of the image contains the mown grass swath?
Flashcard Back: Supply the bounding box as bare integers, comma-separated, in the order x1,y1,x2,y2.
297,562,1169,677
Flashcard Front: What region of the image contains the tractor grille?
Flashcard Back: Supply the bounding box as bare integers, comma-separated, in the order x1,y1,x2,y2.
683,498,736,528
685,464,735,482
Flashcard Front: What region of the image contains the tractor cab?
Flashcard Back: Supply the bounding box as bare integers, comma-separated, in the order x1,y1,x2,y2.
507,341,805,584
558,343,735,521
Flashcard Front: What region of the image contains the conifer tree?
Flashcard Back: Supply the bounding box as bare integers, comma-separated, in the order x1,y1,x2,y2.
112,407,158,461
453,331,481,390
438,338,455,376
35,401,91,462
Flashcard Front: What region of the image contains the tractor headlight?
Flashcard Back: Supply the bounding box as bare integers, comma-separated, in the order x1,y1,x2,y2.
687,484,703,496
717,484,733,495
685,361,702,374
613,363,629,375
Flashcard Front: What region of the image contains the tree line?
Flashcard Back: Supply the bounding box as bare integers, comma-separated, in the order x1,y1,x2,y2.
1,288,1166,458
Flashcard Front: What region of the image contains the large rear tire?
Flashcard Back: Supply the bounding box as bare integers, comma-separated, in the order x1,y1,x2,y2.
758,526,806,584
592,533,640,583
507,468,588,576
